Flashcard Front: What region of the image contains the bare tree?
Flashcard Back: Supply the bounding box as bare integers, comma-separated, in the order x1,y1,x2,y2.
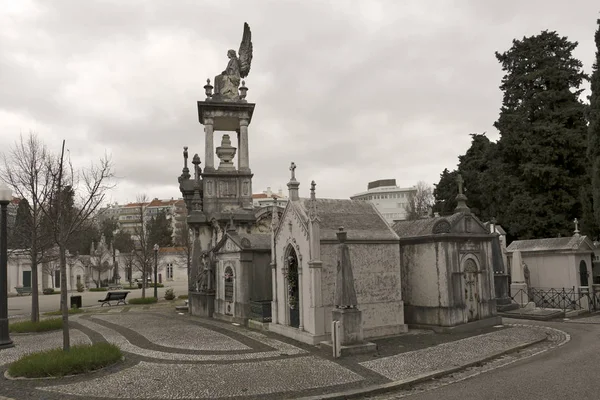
131,194,152,298
89,239,112,288
0,133,55,322
404,181,435,221
38,140,114,351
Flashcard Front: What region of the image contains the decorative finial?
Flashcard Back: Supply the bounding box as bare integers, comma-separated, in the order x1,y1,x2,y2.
204,78,213,99
192,153,201,181
574,218,580,236
310,180,316,200
239,80,248,101
228,213,235,232
289,162,297,180
456,173,464,195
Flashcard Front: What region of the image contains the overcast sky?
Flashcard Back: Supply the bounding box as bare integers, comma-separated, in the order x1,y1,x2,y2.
1,1,599,204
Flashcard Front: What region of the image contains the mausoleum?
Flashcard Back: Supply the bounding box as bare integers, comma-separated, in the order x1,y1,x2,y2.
269,166,407,345
392,175,500,331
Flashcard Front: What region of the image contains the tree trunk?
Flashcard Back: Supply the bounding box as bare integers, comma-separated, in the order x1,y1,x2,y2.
141,264,146,298
60,245,70,351
30,251,39,323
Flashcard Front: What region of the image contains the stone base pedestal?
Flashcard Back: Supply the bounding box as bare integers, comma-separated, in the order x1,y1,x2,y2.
189,291,215,317
320,340,377,356
332,307,363,345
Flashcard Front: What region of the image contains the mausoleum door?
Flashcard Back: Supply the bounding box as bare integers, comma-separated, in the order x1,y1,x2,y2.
463,259,480,322
286,249,300,328
224,266,234,315
579,260,589,287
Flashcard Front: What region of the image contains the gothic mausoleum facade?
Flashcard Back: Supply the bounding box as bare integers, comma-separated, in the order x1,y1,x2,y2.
269,174,407,345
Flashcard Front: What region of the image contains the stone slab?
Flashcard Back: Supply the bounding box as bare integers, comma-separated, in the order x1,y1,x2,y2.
320,340,377,356
498,308,564,321
408,316,503,333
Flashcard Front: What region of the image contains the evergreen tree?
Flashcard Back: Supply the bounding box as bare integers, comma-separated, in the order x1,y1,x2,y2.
101,218,118,246
493,31,588,239
433,168,458,216
9,199,32,249
589,18,600,238
147,212,173,247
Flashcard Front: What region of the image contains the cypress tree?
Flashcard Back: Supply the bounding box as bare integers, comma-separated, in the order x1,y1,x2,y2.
494,31,589,239
589,19,600,237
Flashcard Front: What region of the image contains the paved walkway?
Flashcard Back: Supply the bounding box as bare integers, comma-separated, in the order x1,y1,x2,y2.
0,306,568,400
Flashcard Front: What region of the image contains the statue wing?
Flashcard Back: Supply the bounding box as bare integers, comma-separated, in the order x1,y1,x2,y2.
238,22,253,78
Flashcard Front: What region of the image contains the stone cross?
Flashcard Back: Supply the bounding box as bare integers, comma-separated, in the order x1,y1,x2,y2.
290,162,297,180
456,173,464,195
574,218,580,234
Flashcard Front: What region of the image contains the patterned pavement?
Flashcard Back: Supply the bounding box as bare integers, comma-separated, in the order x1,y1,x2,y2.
0,307,567,400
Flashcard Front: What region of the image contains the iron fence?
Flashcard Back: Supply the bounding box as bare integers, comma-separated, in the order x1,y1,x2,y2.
510,287,599,312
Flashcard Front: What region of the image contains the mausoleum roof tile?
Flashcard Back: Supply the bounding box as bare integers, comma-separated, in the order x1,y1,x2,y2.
392,213,463,237
507,235,593,252
294,198,398,241
227,232,271,250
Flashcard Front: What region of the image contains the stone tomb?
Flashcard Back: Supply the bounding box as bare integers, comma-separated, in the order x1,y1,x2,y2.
212,225,272,324
269,172,407,345
392,180,500,331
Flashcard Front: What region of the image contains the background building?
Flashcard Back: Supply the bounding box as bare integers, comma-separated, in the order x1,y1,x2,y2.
350,179,416,224
252,187,288,208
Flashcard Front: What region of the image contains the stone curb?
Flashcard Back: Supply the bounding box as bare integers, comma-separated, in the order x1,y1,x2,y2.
296,324,567,400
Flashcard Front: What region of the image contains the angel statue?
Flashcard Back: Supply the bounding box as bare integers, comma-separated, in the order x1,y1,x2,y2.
213,22,253,101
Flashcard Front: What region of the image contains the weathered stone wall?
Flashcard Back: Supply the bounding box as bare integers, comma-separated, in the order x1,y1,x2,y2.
320,242,406,338
401,238,497,327
517,252,586,289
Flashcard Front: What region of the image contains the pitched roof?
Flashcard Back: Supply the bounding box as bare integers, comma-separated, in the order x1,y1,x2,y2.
392,213,463,238
226,232,271,250
507,235,594,252
292,198,398,241
483,221,507,235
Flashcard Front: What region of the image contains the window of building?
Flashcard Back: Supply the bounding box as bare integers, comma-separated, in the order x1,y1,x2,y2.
166,264,173,279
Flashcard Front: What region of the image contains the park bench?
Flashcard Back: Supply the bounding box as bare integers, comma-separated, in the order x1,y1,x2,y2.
15,287,32,296
98,291,130,307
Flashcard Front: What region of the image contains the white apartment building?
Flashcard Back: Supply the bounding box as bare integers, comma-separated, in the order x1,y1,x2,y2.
350,179,417,224
252,187,288,208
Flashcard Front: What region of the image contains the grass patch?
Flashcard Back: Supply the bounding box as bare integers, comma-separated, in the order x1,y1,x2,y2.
89,287,108,292
128,297,158,305
148,283,164,288
121,285,141,290
8,343,122,378
43,308,85,316
178,295,188,300
10,318,62,333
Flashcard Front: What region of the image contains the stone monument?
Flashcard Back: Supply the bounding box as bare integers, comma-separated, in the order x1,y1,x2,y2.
178,22,256,317
327,227,376,356
510,249,530,306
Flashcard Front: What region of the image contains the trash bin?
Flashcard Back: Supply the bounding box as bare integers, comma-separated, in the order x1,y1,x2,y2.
70,295,82,309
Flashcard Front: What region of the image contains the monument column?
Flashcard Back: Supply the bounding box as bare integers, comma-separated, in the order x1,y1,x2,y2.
204,117,215,171
238,118,250,171
298,255,304,331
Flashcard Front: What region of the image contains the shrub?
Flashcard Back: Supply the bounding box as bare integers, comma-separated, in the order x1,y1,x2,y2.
164,288,175,300
148,283,164,288
76,283,85,292
43,308,84,316
42,288,56,295
10,318,62,333
8,343,122,378
178,295,188,300
89,287,108,292
128,297,158,305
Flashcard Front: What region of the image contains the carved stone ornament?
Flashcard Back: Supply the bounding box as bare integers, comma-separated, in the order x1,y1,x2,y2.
432,219,451,234
240,238,252,248
212,23,253,102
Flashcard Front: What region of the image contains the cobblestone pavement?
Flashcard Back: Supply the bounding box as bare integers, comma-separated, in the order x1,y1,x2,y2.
0,308,568,400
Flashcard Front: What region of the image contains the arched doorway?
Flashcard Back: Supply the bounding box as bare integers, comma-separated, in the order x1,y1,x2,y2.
463,258,480,322
286,248,300,328
579,260,589,287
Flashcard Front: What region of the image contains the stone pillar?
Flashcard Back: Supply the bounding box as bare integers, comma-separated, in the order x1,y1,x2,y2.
271,262,278,324
204,117,215,171
238,118,249,171
298,256,304,331
510,249,529,306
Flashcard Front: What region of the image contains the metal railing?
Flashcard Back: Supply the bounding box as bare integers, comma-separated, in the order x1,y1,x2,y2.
510,287,595,312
